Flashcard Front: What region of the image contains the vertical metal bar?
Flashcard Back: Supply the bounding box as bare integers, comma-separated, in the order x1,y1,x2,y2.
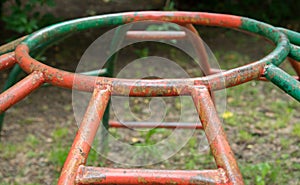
58,84,111,185
191,86,244,185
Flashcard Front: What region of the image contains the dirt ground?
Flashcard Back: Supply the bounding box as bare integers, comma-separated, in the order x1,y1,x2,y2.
0,2,300,185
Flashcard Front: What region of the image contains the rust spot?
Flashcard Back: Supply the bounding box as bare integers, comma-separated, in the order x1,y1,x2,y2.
137,176,148,184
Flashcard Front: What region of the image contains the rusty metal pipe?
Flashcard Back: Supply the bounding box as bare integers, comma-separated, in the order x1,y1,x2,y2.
76,166,228,185
0,71,44,113
0,36,27,55
0,52,16,71
58,84,111,185
191,86,244,185
108,121,203,129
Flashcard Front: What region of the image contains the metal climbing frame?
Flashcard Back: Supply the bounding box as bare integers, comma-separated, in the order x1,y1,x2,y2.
0,11,300,185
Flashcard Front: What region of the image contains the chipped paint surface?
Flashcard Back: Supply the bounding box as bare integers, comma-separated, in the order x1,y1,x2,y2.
58,84,111,184
76,166,225,185
191,86,243,185
0,36,27,55
0,11,299,185
14,11,290,96
0,71,44,113
0,52,16,71
264,64,300,101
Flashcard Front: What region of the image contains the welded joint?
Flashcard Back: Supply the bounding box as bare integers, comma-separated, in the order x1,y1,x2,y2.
94,81,112,94
31,71,45,85
217,168,229,184
76,165,107,184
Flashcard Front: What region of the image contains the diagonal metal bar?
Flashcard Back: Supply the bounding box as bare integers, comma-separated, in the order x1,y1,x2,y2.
0,71,44,114
0,36,27,55
58,84,111,185
288,58,300,79
264,64,300,101
191,86,244,185
0,52,16,71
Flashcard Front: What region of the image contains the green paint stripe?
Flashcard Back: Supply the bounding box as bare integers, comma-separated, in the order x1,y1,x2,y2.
264,64,300,101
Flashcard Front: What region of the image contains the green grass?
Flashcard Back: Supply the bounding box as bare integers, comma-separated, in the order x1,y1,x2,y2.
241,162,282,185
292,124,300,137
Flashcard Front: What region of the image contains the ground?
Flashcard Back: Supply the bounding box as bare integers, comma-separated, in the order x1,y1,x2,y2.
0,24,299,185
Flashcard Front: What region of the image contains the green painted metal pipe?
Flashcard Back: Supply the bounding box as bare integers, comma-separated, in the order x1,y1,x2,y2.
264,64,300,101
277,27,300,45
290,44,300,61
277,27,300,62
240,18,289,66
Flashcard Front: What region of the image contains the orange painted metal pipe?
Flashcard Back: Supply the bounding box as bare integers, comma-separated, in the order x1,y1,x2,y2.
0,52,16,71
76,166,228,185
58,84,111,185
191,86,244,185
108,121,203,129
288,58,300,79
0,71,44,113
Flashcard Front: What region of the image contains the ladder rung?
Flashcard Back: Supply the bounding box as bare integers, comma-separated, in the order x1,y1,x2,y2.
109,121,203,129
77,165,228,185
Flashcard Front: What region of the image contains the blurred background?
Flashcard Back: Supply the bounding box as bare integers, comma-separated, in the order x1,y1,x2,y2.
0,1,299,185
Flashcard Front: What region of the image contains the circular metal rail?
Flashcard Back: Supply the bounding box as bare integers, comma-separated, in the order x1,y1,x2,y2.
14,11,291,95
1,11,300,185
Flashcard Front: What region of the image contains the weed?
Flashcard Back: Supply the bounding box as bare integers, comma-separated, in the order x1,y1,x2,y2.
25,134,40,147
1,0,57,36
52,127,69,140
241,162,281,185
238,130,253,142
292,124,300,137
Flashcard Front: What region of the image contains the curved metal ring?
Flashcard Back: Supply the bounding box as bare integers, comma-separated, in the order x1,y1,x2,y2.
15,11,290,96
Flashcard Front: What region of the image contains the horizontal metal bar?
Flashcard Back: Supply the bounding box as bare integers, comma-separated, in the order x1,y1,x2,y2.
76,166,228,185
108,121,203,129
126,31,186,40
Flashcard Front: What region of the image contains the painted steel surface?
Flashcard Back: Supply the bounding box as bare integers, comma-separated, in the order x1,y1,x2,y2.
0,11,299,185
